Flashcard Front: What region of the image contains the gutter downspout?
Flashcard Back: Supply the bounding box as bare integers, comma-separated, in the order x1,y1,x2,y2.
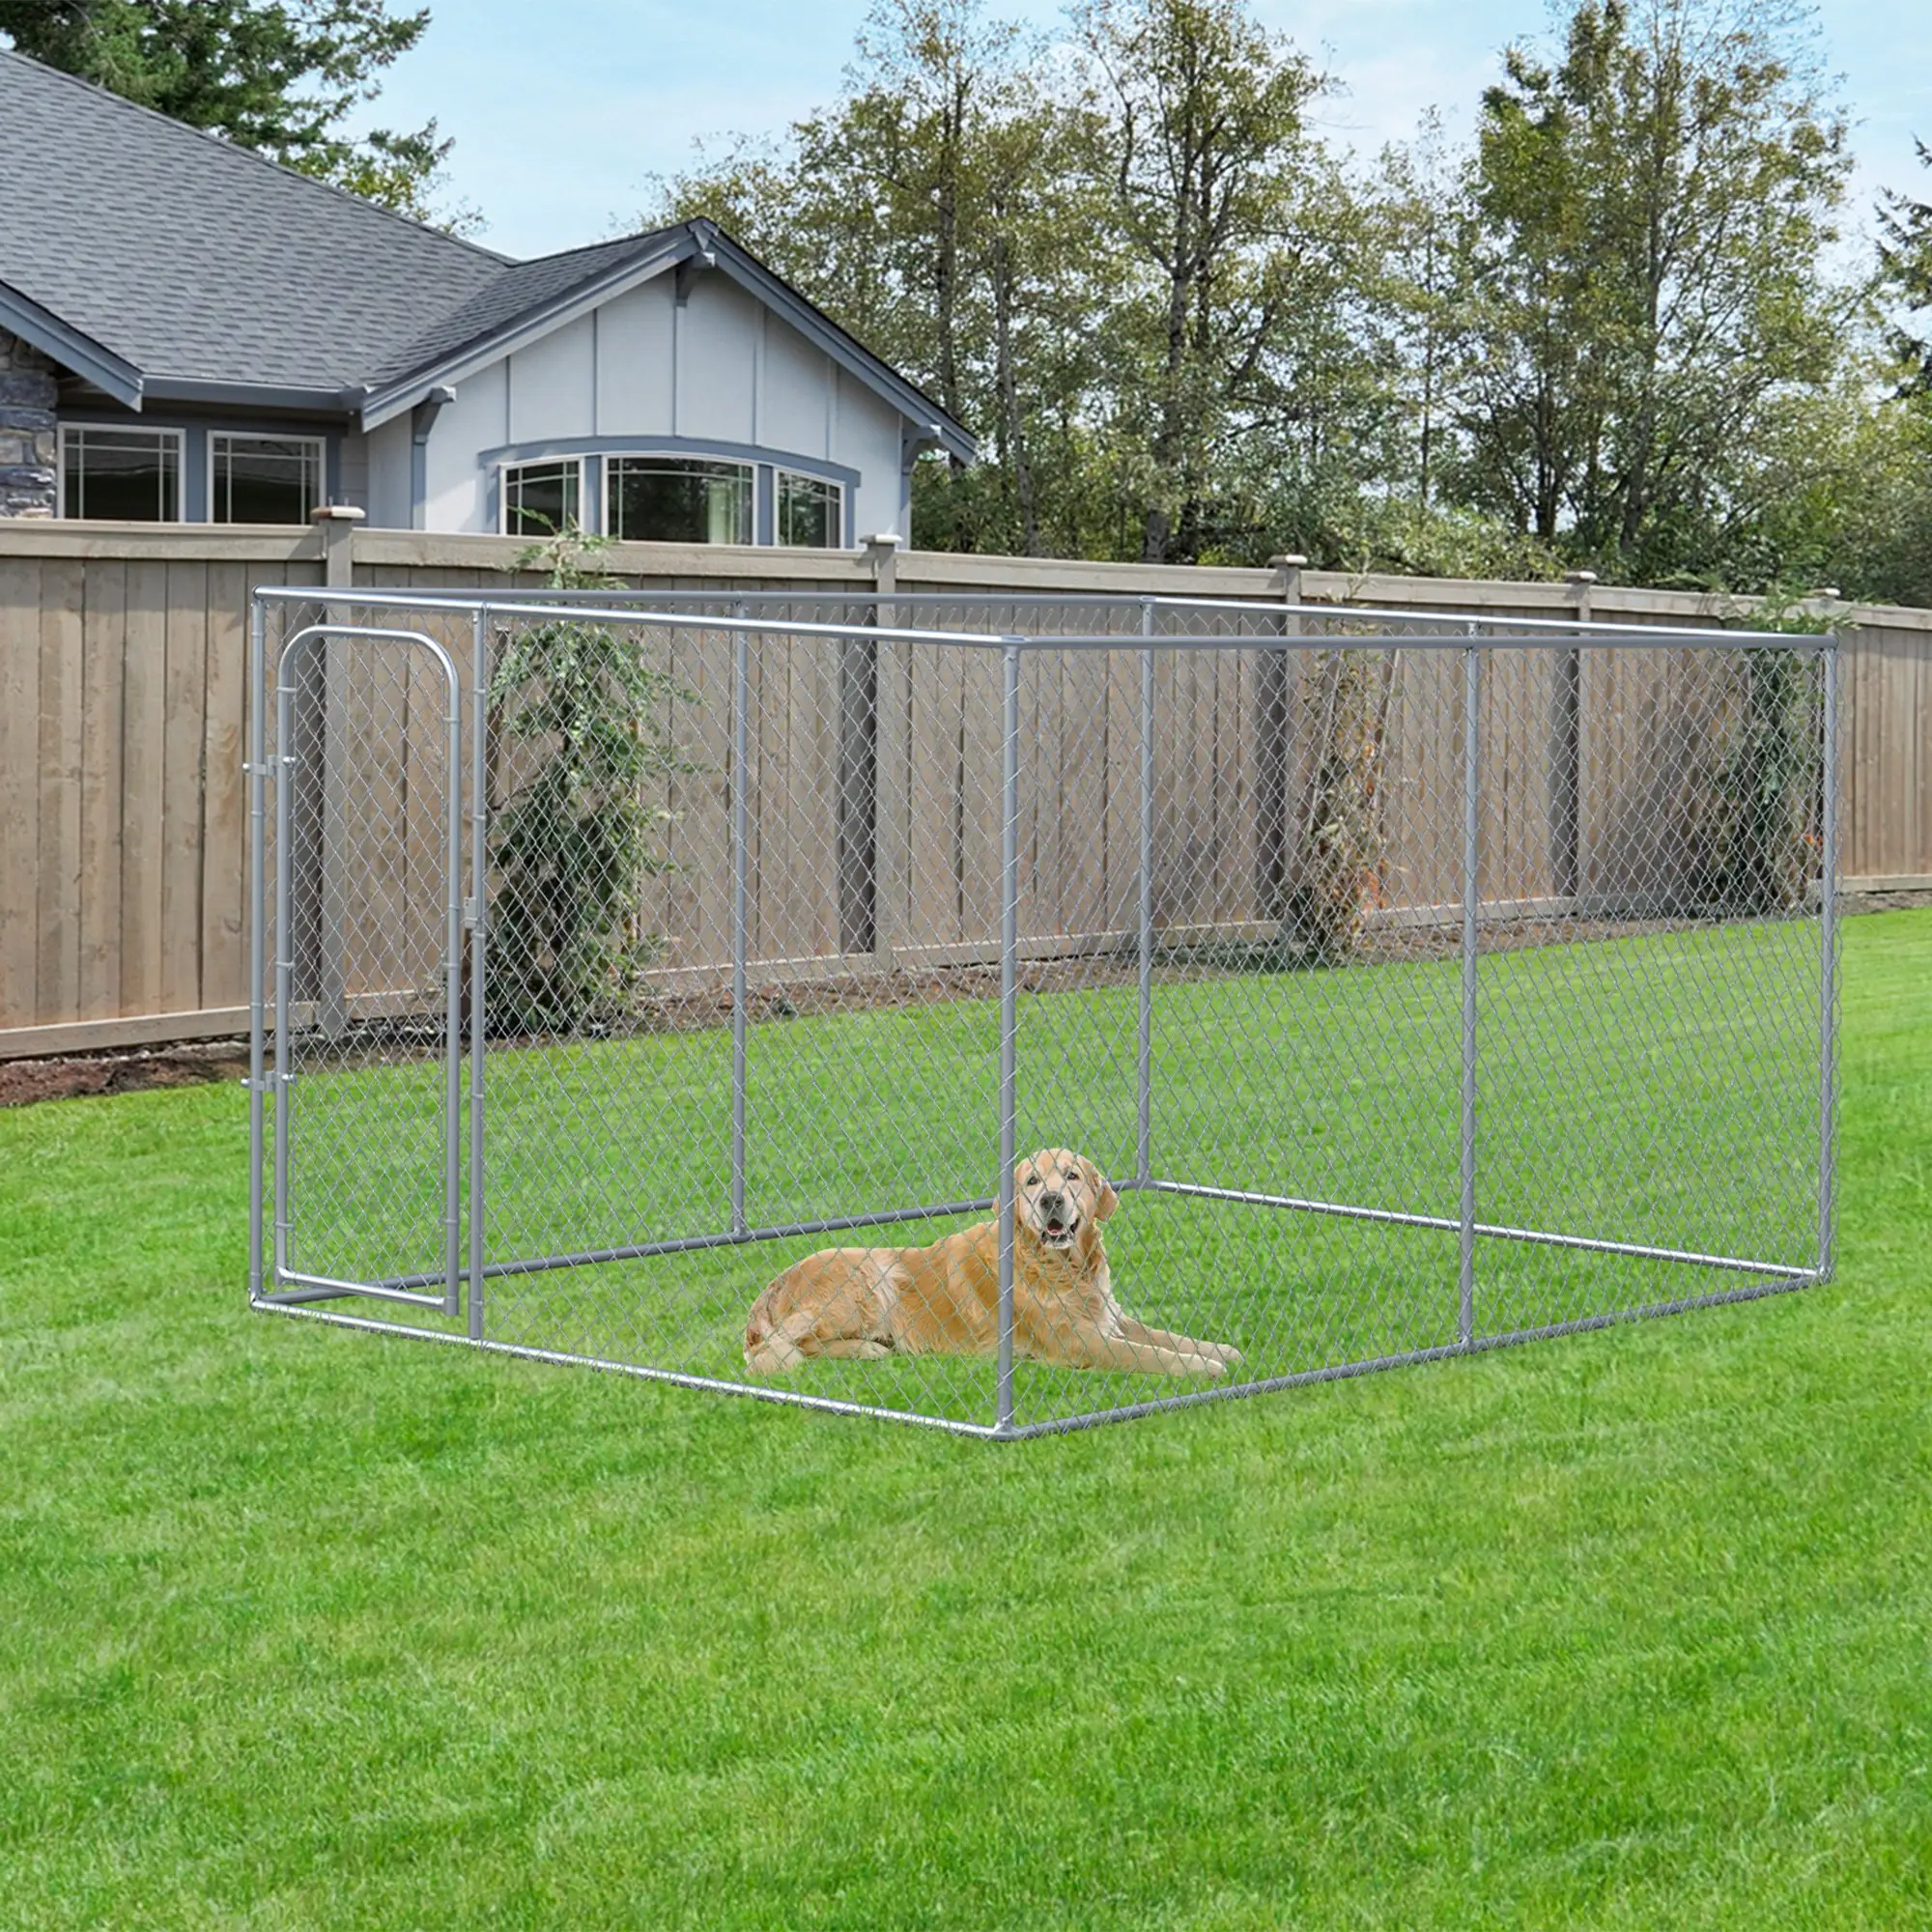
410,384,456,531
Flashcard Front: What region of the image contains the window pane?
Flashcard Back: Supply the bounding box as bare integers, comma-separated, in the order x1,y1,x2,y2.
503,459,580,536
777,470,839,548
62,427,179,521
609,458,751,544
213,436,322,525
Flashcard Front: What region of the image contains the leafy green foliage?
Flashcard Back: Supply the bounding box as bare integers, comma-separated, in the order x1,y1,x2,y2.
485,535,700,1034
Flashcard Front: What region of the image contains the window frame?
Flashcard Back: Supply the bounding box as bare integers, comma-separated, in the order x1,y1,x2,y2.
604,453,755,547
498,455,586,537
58,424,186,523
208,430,327,526
774,467,845,550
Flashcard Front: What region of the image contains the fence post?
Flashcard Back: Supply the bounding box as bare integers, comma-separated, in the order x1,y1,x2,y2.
298,506,363,1040
1460,627,1481,1348
1256,554,1306,923
1553,571,1592,903
867,532,907,971
997,639,1022,1435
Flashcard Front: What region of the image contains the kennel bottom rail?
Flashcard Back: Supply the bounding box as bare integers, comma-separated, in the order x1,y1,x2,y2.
255,1255,1819,1442
1136,1179,1816,1279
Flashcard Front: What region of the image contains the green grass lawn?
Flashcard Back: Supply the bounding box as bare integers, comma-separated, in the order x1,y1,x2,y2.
279,915,1826,1431
3,913,1928,1926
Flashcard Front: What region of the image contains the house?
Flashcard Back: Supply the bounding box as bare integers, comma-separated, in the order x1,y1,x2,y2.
0,47,974,544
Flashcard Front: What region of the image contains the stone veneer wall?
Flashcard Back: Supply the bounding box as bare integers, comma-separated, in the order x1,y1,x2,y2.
0,328,59,517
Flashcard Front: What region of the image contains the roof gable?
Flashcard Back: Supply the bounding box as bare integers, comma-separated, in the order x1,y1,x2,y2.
359,221,976,460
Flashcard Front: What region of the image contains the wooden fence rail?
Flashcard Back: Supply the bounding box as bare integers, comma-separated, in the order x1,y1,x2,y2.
3,519,1928,1057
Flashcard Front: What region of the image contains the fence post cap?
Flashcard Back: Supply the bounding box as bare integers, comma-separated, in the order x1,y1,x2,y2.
1562,569,1598,584
312,504,367,523
862,532,902,550
1809,586,1842,601
1268,554,1309,569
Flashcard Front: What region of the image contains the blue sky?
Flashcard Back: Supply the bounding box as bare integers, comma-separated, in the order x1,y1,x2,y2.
368,0,1930,259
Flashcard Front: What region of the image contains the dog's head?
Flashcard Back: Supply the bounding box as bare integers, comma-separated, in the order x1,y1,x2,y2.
1013,1148,1118,1262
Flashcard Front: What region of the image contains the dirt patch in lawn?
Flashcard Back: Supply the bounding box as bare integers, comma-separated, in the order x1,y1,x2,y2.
0,1039,252,1108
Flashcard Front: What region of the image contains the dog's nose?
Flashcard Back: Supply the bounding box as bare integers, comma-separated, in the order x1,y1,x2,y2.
1039,1190,1067,1222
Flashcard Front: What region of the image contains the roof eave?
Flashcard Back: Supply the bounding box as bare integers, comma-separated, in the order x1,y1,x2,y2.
0,279,143,410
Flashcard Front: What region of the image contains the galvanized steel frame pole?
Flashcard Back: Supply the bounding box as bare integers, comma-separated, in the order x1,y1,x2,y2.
468,608,490,1342
1137,600,1155,1186
1820,635,1839,1281
996,640,1023,1435
732,607,751,1238
246,596,268,1303
272,646,295,1284
440,658,464,1319
1460,633,1481,1349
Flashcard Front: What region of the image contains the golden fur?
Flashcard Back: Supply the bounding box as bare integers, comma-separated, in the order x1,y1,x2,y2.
744,1148,1241,1378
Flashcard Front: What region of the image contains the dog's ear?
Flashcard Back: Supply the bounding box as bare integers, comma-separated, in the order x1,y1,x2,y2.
1090,1159,1120,1222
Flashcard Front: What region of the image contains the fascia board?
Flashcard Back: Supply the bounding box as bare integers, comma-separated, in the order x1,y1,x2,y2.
357,235,693,430
142,377,357,414
0,279,143,409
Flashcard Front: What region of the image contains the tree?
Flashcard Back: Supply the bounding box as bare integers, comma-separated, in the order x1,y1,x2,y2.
1452,0,1853,582
0,0,469,226
1878,138,1932,394
1075,0,1327,561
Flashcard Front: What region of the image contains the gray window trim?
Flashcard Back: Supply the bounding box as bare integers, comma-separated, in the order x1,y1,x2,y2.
497,453,586,537
209,429,327,526
477,433,860,494
56,410,344,523
57,421,185,522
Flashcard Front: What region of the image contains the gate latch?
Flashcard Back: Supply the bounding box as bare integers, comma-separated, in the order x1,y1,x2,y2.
463,895,485,933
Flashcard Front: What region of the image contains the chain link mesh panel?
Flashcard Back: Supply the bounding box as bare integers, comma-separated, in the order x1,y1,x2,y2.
250,591,1835,1437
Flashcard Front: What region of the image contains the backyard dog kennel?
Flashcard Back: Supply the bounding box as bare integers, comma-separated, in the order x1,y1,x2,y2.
246,588,1837,1437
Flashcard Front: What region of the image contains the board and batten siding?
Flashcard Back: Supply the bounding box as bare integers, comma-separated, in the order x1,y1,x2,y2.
384,271,908,540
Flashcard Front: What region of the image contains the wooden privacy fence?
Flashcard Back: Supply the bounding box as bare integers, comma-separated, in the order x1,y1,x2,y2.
4,518,1929,1057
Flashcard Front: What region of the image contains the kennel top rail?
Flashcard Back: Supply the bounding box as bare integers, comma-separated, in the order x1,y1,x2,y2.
250,583,1825,653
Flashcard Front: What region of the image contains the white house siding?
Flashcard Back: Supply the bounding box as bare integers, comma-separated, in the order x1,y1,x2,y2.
374,265,916,542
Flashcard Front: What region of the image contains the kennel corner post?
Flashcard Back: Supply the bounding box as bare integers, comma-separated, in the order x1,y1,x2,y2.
731,604,750,1239
467,605,490,1343
1460,626,1481,1350
1137,599,1155,1187
996,639,1023,1435
246,593,269,1303
1819,630,1840,1283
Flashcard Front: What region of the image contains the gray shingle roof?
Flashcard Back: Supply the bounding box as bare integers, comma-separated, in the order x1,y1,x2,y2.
0,46,507,398
364,230,684,388
0,45,972,455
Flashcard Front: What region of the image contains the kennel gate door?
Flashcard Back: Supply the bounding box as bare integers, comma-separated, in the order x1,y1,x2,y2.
269,624,468,1317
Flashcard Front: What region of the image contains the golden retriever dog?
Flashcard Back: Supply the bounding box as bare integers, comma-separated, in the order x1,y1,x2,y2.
744,1148,1242,1378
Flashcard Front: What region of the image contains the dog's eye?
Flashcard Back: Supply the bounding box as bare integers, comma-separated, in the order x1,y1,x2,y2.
1025,1172,1039,1187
